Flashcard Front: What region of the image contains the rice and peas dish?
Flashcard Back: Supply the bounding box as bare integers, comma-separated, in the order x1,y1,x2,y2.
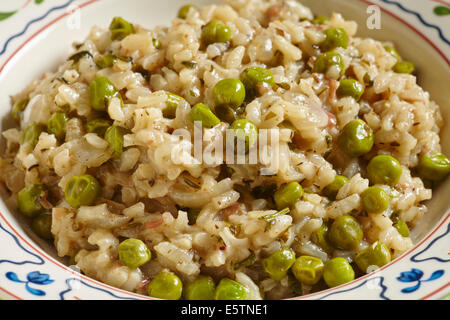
1,0,449,300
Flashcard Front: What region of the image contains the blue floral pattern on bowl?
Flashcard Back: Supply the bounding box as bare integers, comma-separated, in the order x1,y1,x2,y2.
6,271,54,296
397,268,444,293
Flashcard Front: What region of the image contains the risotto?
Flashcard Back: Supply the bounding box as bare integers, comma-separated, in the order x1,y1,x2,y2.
1,0,449,300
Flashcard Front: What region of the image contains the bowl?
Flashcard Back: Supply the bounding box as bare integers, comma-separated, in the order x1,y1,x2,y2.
0,0,448,300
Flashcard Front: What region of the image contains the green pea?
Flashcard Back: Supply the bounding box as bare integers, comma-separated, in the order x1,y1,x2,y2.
391,212,409,237
86,118,112,137
312,15,328,25
47,112,69,140
355,241,391,273
17,184,45,218
64,174,101,208
230,119,258,151
178,4,197,19
384,45,401,61
152,38,161,49
201,20,231,46
292,256,324,285
323,257,355,288
109,17,135,41
118,238,151,269
31,213,53,240
104,125,127,158
148,271,183,300
214,278,248,300
274,182,304,210
367,155,403,186
262,248,296,280
185,276,216,300
336,79,365,101
311,223,334,253
213,78,246,109
328,215,363,250
20,123,45,147
240,67,275,99
417,153,450,182
361,186,390,214
96,54,117,69
12,97,29,123
321,28,349,51
164,92,184,119
313,52,346,78
89,76,120,111
322,175,349,200
393,61,415,74
215,105,238,124
189,103,220,128
338,119,374,157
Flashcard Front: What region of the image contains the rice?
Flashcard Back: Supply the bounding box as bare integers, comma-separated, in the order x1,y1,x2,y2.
0,0,445,300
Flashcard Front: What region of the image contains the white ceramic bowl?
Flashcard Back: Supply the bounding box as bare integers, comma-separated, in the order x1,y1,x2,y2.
0,0,448,300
